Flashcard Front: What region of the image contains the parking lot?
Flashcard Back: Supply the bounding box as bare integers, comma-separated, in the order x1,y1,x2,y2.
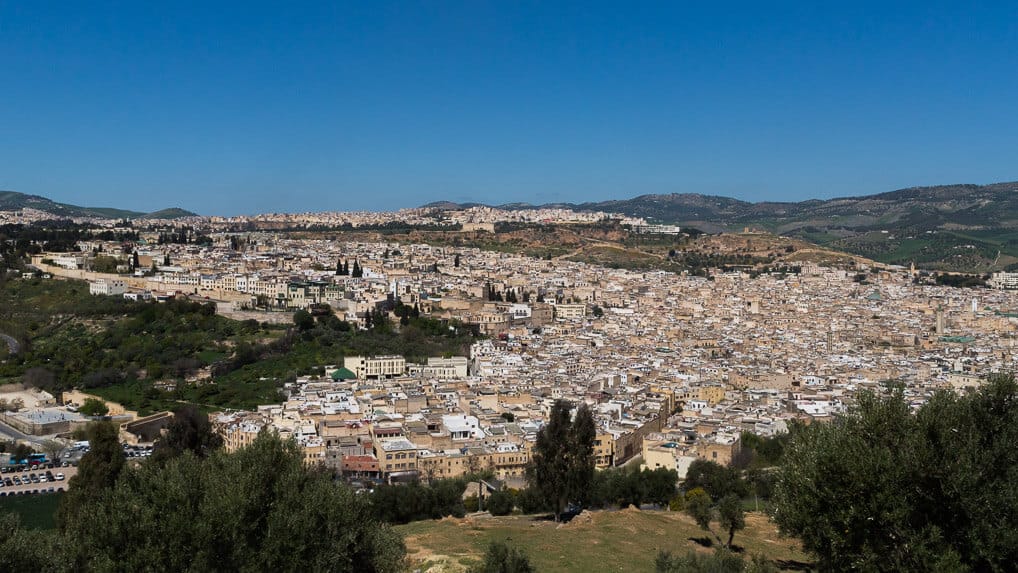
0,464,77,496
0,442,149,497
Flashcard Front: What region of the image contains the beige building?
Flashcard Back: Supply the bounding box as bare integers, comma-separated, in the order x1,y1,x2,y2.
642,439,698,478
594,431,615,468
553,303,586,320
344,355,406,379
214,412,267,452
373,438,420,481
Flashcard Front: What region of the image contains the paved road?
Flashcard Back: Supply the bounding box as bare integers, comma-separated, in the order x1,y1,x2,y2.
0,333,19,355
0,418,49,447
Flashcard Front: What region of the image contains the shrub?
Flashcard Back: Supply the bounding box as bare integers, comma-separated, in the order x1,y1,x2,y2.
486,489,515,516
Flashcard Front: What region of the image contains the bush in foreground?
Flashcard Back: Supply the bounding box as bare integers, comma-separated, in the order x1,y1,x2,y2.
11,431,405,572
774,373,1018,571
469,540,535,573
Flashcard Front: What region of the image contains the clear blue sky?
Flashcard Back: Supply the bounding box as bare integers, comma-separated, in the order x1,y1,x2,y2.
2,1,1017,215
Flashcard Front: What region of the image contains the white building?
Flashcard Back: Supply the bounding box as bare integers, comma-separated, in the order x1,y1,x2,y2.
441,414,485,441
990,272,1018,290
89,279,127,296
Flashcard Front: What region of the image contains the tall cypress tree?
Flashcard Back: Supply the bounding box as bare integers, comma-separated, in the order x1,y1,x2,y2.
567,403,596,507
527,400,596,521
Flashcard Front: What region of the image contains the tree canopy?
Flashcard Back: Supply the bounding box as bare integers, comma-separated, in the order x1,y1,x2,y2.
151,404,223,462
36,431,404,572
526,399,596,521
773,373,1018,571
77,397,109,417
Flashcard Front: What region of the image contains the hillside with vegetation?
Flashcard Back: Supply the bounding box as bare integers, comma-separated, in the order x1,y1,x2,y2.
429,181,1018,271
0,190,196,220
0,276,478,414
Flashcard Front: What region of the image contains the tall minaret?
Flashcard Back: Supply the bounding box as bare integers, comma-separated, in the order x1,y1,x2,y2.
935,306,945,336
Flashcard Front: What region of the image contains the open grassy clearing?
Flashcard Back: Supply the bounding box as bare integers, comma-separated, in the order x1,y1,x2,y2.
399,508,810,572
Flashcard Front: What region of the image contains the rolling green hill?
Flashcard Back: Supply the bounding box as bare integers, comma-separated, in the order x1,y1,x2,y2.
0,190,196,220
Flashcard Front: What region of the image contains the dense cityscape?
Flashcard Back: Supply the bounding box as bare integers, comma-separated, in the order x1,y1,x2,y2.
3,202,1016,482
5,2,1018,571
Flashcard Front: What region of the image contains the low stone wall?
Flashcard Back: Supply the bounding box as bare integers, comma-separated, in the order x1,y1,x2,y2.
120,411,174,444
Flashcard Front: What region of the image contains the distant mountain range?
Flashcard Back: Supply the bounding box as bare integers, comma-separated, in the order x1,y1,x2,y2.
0,191,196,220
426,181,1018,271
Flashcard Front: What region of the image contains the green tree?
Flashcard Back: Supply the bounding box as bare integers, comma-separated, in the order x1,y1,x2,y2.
293,309,314,331
58,422,125,530
0,513,72,572
41,438,64,464
683,459,747,500
567,402,596,505
10,442,34,462
774,374,1018,571
526,400,596,521
60,432,405,572
152,404,223,462
486,489,515,516
469,540,535,573
717,494,746,548
78,397,109,417
684,488,746,550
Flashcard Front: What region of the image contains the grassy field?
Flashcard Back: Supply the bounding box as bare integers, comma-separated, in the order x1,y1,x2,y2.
0,492,63,530
399,509,810,572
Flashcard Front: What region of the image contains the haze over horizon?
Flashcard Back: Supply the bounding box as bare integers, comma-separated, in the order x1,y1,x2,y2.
3,2,1017,216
